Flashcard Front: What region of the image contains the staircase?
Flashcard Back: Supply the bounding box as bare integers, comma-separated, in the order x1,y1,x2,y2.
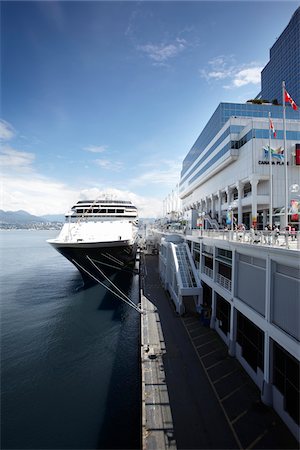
204,215,219,230
175,244,198,288
159,239,203,314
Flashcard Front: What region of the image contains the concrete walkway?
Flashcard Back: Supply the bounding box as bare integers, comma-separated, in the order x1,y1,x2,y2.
141,253,298,450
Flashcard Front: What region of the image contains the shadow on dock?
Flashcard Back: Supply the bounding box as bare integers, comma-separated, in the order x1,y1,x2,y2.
141,253,298,450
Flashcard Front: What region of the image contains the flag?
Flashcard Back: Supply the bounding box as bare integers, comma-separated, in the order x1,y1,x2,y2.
284,89,298,110
269,118,276,138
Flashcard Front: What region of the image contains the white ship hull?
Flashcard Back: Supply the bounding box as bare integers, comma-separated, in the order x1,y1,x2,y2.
47,198,139,284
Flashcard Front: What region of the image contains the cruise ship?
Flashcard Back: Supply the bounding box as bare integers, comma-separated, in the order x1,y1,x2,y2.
47,198,139,284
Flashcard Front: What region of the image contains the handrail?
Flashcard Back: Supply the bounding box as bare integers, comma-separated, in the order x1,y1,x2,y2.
175,244,198,288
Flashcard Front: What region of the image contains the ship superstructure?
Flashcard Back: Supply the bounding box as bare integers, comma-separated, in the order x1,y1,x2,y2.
47,198,139,284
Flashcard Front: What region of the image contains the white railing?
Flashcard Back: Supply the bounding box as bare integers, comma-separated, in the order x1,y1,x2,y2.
216,273,232,291
203,266,213,278
190,229,300,250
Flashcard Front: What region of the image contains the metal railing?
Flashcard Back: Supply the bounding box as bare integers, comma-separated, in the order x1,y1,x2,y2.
216,273,232,291
190,229,300,250
203,265,213,278
175,244,198,288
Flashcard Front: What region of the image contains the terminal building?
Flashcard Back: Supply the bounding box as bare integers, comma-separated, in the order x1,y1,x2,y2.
180,6,300,230
179,102,300,230
164,6,300,442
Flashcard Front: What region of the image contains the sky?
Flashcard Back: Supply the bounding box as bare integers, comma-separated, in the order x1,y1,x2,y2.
1,0,299,218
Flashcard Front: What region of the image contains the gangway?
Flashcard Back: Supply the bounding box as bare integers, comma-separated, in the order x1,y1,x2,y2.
175,244,197,289
159,237,203,315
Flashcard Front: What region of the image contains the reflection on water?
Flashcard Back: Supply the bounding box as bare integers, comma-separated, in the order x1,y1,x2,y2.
1,231,140,449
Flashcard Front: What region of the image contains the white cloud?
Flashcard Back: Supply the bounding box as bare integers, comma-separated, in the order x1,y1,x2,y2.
0,122,163,217
0,119,15,141
1,173,79,215
138,38,187,63
233,67,262,87
132,159,181,187
94,158,123,171
206,71,229,80
83,145,107,153
0,144,78,215
1,171,162,217
201,55,262,89
0,146,35,173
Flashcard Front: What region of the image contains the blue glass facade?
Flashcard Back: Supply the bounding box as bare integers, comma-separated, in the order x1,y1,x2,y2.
182,127,300,191
181,102,299,178
260,7,300,105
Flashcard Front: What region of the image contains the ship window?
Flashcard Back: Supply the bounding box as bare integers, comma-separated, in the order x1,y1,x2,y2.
116,209,124,213
100,209,106,213
108,209,115,213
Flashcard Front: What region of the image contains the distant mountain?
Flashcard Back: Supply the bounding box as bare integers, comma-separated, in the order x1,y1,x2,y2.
0,210,44,224
0,210,154,226
40,214,65,222
0,210,64,224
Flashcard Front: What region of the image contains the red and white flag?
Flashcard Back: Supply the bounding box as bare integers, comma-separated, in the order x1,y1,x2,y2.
284,89,298,110
269,118,276,138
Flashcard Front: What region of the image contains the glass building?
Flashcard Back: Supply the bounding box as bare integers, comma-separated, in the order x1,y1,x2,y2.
180,102,299,181
259,6,300,105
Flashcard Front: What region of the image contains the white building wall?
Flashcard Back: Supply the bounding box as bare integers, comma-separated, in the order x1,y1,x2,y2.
181,117,300,224
185,234,300,440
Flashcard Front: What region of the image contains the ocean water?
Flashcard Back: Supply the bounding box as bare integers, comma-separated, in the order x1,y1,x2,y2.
0,230,141,450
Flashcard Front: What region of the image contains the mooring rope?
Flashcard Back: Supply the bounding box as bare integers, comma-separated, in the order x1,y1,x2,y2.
71,258,143,314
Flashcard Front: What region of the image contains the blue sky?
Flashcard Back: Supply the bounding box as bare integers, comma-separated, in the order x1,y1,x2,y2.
1,0,298,217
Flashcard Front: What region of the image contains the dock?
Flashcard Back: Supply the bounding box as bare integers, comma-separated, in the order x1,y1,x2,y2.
140,252,298,450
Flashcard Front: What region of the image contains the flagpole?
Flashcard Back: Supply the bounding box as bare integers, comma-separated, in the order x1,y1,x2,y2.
282,80,288,229
268,112,273,228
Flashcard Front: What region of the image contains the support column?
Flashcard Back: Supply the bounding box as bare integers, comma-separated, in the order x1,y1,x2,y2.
205,197,209,215
261,255,272,405
263,210,268,228
228,307,236,356
229,249,236,356
201,199,205,213
236,182,244,225
225,186,231,206
210,291,216,330
250,176,259,228
211,195,216,218
217,190,222,225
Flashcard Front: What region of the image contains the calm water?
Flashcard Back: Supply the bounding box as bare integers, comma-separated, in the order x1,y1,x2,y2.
0,230,141,449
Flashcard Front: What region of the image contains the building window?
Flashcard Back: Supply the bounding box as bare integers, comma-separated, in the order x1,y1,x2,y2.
237,312,264,372
232,188,238,200
204,255,213,270
243,183,252,197
217,248,232,261
216,294,230,335
218,263,232,279
193,250,200,267
202,283,212,307
273,341,300,425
